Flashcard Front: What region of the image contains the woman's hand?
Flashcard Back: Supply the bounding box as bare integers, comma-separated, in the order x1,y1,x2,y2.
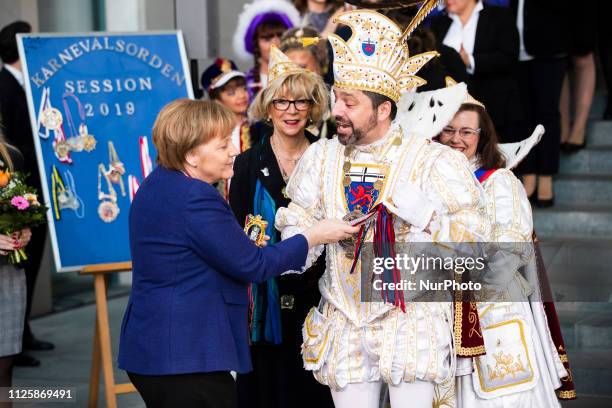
303,219,360,248
0,234,16,256
15,228,32,249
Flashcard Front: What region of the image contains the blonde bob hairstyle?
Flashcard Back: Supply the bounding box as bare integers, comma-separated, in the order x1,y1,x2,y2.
248,70,329,124
152,99,235,172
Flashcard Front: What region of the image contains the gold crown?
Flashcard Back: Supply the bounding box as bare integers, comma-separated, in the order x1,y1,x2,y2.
268,45,308,84
328,7,439,103
445,77,486,109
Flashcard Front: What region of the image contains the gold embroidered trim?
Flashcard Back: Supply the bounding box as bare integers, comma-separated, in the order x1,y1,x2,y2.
557,390,577,400
474,319,535,392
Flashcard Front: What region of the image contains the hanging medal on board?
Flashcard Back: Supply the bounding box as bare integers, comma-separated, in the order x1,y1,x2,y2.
51,165,85,220
37,87,72,164
106,141,126,197
97,163,120,223
38,87,62,139
62,92,97,153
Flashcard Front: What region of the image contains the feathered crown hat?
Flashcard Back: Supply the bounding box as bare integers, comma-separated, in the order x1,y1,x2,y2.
328,0,440,103
233,0,301,61
267,45,308,84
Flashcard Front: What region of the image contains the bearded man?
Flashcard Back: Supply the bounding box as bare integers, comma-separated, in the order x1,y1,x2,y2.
275,6,490,408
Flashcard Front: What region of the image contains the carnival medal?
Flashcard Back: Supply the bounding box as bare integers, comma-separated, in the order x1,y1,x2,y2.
244,214,268,247
97,163,120,223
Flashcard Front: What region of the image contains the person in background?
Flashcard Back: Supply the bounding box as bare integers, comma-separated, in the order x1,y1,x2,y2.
0,20,54,368
511,0,570,207
292,0,344,36
597,0,612,119
280,26,327,75
201,58,252,199
230,46,334,408
385,6,468,91
560,0,597,152
437,96,576,408
233,0,301,102
430,0,524,143
118,99,357,408
280,27,336,139
0,127,32,408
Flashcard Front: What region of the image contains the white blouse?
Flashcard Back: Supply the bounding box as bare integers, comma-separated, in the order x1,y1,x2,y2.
442,0,484,75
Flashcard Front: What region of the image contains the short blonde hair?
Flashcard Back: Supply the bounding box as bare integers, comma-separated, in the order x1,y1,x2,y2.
152,99,234,171
248,71,329,124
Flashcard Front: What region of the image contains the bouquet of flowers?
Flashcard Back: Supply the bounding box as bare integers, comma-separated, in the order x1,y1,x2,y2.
0,168,47,263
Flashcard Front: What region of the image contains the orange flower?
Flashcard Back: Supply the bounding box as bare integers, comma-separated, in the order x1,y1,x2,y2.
0,170,11,188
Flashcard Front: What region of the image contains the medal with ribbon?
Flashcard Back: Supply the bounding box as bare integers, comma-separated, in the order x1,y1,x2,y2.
107,141,126,197
37,87,71,163
97,163,120,223
62,92,97,153
51,165,85,220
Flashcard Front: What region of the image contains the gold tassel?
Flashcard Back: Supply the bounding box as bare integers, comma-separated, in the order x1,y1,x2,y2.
300,37,320,47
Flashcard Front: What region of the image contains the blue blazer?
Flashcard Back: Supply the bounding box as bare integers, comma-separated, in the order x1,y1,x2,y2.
118,166,308,375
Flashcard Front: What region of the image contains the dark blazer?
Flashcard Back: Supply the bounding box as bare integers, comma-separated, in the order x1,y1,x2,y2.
230,131,323,305
510,0,570,58
0,68,42,193
118,166,308,375
417,44,468,91
431,5,523,134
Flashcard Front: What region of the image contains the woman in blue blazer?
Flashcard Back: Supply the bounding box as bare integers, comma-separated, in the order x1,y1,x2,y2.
118,99,357,408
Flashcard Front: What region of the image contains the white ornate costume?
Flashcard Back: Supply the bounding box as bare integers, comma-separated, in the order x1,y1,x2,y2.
456,160,568,408
275,7,490,398
431,82,570,407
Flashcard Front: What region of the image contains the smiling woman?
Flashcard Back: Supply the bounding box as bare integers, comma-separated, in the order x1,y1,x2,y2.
229,47,335,407
119,98,357,408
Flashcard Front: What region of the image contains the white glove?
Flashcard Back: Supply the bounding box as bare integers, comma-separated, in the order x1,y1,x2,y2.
383,180,435,231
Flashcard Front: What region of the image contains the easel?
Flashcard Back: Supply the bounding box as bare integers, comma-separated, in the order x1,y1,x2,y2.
80,262,136,408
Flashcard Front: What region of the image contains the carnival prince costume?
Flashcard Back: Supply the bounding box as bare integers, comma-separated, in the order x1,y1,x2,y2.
275,4,491,407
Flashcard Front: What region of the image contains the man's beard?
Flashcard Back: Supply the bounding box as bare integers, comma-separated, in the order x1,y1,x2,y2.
335,113,378,146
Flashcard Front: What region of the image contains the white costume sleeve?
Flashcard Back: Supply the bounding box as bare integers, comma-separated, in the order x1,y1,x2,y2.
416,147,490,243
482,169,534,287
275,139,327,272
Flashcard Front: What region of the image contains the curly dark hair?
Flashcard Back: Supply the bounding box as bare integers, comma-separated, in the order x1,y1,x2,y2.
458,104,506,169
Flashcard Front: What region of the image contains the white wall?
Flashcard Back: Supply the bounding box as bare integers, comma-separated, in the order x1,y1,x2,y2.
37,0,96,32
0,0,38,31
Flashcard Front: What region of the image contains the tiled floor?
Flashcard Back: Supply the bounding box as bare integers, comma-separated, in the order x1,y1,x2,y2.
13,296,144,408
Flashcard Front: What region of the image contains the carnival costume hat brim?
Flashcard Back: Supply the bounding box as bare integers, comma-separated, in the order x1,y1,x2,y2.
233,0,301,62
201,58,245,92
267,45,309,84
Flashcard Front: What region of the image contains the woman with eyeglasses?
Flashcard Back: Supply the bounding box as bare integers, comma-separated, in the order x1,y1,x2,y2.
229,47,334,408
437,100,574,407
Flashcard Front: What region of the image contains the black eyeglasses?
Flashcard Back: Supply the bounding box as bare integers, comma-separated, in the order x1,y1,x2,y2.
272,99,313,111
441,126,481,138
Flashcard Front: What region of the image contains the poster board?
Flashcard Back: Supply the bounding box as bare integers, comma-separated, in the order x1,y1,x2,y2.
17,31,193,271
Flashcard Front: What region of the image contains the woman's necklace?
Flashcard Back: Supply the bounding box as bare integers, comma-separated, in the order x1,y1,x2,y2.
270,135,309,182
